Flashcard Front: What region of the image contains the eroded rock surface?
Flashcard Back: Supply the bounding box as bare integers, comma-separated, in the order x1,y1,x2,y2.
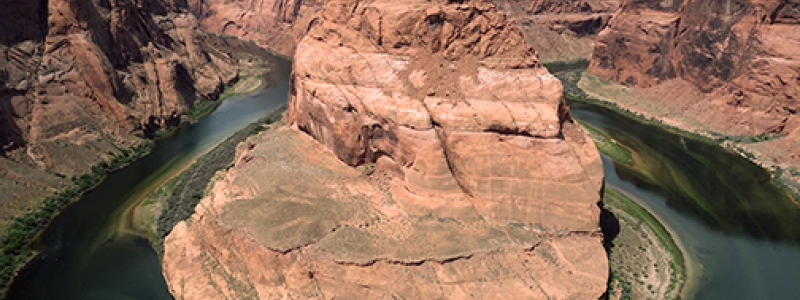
164,1,607,299
0,0,272,225
164,128,607,299
493,0,620,62
589,0,800,137
187,0,323,56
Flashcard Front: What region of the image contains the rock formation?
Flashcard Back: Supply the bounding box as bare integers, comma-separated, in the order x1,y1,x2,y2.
0,0,271,225
187,0,323,56
589,0,800,136
185,0,621,62
493,0,620,62
163,0,608,299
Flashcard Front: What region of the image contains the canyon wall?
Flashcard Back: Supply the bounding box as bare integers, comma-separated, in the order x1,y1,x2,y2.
163,0,608,299
0,0,270,226
588,0,800,136
187,0,323,56
493,0,620,62
185,0,621,62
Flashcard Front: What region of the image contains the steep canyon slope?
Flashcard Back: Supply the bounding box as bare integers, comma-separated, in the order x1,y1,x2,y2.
187,0,323,56
494,0,620,62
163,0,608,299
0,0,273,227
587,0,800,173
186,0,621,62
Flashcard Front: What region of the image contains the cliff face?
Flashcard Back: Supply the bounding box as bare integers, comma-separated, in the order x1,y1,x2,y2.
588,0,800,136
184,0,621,62
493,0,620,62
288,0,604,229
0,0,269,224
187,0,323,56
163,0,608,299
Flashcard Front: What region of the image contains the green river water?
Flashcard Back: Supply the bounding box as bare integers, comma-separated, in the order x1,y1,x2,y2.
5,56,800,299
571,101,800,299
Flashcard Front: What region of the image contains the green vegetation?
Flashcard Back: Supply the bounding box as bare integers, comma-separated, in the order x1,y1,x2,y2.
773,167,800,203
715,132,787,144
576,120,632,164
2,66,271,292
567,93,715,144
0,141,152,291
604,188,686,300
542,59,590,74
559,70,724,144
147,105,286,252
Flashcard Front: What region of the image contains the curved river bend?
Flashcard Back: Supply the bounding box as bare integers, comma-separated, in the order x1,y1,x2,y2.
5,57,290,300
6,56,800,299
571,102,800,299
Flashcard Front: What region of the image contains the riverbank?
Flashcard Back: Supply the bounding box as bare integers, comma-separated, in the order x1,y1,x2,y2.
557,65,800,299
0,69,272,294
550,67,694,298
0,141,152,292
571,112,688,299
603,187,688,300
562,70,800,202
134,105,286,252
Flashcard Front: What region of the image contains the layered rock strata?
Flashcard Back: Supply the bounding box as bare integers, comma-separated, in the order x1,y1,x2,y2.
164,0,608,299
184,0,621,62
187,0,323,56
589,0,800,137
493,0,620,62
0,0,272,222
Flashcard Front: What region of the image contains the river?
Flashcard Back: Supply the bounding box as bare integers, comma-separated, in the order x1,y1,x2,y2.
571,101,800,299
6,55,800,299
4,56,291,300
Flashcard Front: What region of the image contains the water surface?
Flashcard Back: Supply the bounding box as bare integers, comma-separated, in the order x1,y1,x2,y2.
5,57,291,300
8,57,800,300
571,101,800,299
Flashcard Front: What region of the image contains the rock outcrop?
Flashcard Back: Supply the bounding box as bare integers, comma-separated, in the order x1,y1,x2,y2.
187,0,323,56
163,0,608,299
588,0,800,136
184,0,621,62
0,0,271,225
493,0,620,62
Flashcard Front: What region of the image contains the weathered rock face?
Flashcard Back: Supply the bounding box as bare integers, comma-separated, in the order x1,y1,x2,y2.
0,0,269,223
289,0,604,230
589,0,800,135
164,128,608,300
493,0,620,62
187,0,323,56
164,0,607,299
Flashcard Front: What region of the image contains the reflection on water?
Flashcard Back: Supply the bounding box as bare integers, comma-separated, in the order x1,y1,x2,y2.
5,57,291,300
571,101,800,299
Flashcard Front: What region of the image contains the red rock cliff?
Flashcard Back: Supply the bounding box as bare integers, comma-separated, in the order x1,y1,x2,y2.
0,0,269,222
163,0,608,299
493,0,620,62
187,0,323,56
589,0,800,135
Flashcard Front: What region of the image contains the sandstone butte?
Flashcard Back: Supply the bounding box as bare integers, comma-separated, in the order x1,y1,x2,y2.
588,0,800,171
162,0,608,299
0,0,272,225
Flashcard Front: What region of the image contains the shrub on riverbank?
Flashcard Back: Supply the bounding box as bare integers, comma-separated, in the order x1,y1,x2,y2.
542,59,590,74
604,188,685,300
0,141,151,292
152,106,286,251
